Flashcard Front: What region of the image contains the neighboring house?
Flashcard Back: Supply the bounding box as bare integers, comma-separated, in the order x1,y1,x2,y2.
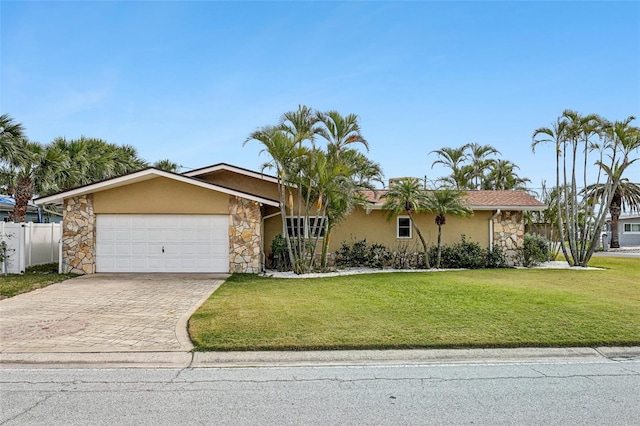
35,163,545,275
0,195,62,223
607,214,640,247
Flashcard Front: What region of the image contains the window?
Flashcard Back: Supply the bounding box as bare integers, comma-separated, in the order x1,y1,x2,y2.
397,216,412,238
623,223,640,233
308,217,326,237
286,216,327,238
286,217,305,237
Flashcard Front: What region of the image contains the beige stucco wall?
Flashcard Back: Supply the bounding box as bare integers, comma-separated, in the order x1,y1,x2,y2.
263,207,493,255
93,177,229,214
198,170,280,201
329,208,491,252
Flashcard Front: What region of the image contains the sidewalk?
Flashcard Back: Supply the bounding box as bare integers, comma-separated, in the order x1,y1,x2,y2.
1,346,639,369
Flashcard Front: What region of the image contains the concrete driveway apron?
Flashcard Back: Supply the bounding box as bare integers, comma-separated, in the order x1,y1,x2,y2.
0,274,227,353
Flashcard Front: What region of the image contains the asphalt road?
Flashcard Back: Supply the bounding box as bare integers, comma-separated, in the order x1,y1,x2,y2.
2,360,639,425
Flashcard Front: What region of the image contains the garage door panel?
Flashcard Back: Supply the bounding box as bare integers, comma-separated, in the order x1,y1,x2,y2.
96,214,230,273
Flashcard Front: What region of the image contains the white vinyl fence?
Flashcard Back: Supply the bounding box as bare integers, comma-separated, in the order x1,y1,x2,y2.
0,222,61,274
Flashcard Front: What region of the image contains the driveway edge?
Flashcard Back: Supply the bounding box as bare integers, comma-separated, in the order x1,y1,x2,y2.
175,279,225,350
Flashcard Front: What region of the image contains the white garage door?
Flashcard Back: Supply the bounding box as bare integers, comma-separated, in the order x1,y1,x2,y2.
96,214,229,273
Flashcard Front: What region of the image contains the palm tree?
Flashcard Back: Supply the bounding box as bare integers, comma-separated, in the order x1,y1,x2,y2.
430,146,469,188
153,159,181,173
318,149,383,268
49,137,148,190
466,143,500,189
0,114,27,166
382,179,431,268
423,189,473,268
7,140,71,222
584,179,640,248
483,159,531,190
532,117,574,264
317,110,369,157
315,111,374,267
245,125,308,272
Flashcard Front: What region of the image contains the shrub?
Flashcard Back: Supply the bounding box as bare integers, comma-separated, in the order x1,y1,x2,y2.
435,235,486,269
485,246,508,269
270,234,291,271
336,239,391,269
519,233,550,267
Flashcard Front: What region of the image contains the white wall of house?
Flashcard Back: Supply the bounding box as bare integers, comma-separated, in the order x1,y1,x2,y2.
618,215,640,246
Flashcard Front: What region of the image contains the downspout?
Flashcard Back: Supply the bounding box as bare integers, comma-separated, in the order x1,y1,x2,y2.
261,211,282,273
489,209,501,250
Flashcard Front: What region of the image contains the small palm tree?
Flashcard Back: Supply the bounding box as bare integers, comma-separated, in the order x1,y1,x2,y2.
423,189,473,268
382,179,431,268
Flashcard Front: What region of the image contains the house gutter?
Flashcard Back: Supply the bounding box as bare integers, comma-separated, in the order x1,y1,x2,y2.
261,211,282,272
489,209,501,250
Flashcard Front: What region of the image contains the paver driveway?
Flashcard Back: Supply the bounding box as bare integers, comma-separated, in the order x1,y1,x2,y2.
0,274,227,353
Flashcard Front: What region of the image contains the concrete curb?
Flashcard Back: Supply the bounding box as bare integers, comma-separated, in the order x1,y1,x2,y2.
1,347,638,369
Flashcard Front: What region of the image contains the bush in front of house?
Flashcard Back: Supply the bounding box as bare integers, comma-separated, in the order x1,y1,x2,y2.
519,233,551,267
270,234,291,271
336,239,392,269
431,235,485,269
335,235,508,270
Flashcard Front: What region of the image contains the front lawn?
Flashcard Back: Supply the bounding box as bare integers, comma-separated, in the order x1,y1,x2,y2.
0,263,76,299
189,257,640,351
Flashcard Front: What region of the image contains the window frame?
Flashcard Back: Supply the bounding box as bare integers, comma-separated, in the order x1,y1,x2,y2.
285,216,327,238
397,216,412,239
623,223,640,233
285,217,306,238
308,216,327,238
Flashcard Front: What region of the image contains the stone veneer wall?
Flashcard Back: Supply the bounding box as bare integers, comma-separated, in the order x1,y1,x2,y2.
229,196,262,273
492,210,524,266
62,195,96,274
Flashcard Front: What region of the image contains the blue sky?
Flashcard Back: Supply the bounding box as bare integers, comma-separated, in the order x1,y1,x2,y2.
2,1,639,190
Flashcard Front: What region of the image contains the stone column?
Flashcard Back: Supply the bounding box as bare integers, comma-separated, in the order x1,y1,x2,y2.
62,195,96,274
492,210,524,266
229,196,261,273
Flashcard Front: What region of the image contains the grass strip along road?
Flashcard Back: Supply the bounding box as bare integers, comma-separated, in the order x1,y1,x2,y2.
190,257,640,351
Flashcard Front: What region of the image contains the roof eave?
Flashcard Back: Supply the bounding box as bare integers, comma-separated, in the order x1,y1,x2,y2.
34,168,279,207
183,163,279,183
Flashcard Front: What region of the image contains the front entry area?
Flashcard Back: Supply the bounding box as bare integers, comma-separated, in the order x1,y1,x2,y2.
96,214,229,273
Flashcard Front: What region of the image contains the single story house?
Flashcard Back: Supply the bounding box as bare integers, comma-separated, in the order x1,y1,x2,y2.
1,195,62,223
35,163,545,274
607,214,640,247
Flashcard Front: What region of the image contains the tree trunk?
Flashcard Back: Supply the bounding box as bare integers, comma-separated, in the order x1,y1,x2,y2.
408,211,431,269
9,175,33,222
436,224,442,269
609,203,621,249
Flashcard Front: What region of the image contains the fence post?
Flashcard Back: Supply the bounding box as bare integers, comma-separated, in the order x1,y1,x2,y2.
58,237,63,274
18,223,26,274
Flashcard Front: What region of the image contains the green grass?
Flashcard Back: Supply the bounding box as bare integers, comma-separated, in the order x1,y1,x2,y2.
189,257,640,351
0,263,76,299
